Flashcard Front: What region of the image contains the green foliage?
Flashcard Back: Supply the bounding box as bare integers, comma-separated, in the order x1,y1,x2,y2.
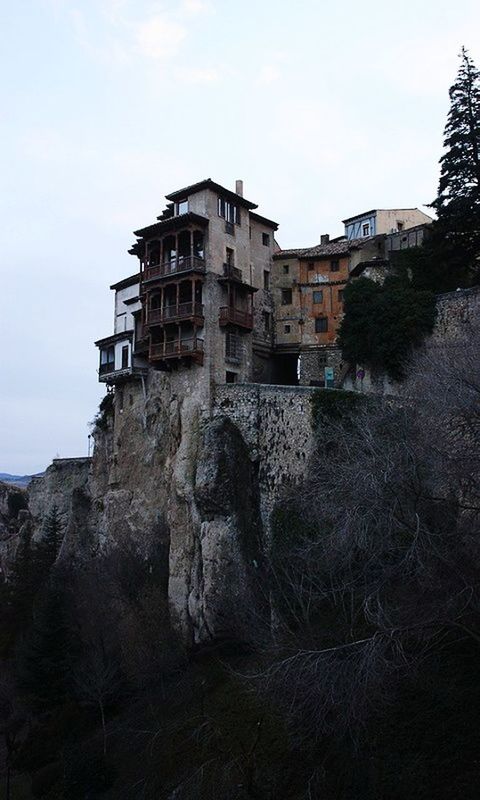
338,276,436,380
16,585,72,712
430,48,480,288
92,392,114,432
35,504,63,576
311,388,364,426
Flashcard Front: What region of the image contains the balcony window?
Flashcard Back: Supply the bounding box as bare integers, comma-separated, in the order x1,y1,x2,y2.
281,288,292,305
362,223,370,236
218,196,240,225
175,199,189,215
121,345,129,370
99,346,115,374
193,230,205,259
330,259,340,272
313,290,323,304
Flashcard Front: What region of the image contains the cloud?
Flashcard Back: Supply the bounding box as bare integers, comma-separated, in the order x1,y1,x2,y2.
257,64,281,85
176,66,219,83
182,0,212,15
135,15,187,60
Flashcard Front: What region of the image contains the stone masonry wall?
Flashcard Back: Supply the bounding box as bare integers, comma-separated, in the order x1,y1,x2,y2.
212,383,318,530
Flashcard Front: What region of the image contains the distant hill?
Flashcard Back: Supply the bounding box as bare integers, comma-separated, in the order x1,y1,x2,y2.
0,472,44,488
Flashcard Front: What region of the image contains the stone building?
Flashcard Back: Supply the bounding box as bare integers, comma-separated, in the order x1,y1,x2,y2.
272,235,384,385
343,207,432,240
95,178,278,388
95,184,433,392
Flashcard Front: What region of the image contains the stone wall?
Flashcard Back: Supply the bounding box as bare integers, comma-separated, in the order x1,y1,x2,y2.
212,383,318,528
430,286,480,342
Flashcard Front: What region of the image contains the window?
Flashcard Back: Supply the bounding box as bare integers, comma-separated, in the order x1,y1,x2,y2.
262,232,270,246
226,332,242,363
330,259,339,272
313,290,323,304
263,270,270,290
121,345,129,370
226,247,235,267
175,199,189,215
263,311,272,332
284,324,291,334
362,223,370,236
338,289,344,302
99,346,115,374
218,196,240,225
318,353,327,367
226,371,237,384
281,288,292,305
315,317,328,333
308,262,315,271
397,221,404,231
283,264,289,275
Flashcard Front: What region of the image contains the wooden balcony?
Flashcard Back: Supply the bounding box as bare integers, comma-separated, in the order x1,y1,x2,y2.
144,255,206,283
99,362,115,376
219,306,254,331
146,302,204,327
149,337,204,364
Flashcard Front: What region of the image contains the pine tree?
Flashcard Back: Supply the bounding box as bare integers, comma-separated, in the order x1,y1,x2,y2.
430,47,480,288
16,584,72,712
35,505,64,577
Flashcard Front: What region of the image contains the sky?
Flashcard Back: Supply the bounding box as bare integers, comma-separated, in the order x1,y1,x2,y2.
1,0,479,474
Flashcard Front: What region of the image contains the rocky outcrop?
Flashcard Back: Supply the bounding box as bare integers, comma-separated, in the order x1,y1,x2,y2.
0,481,30,575
9,374,316,645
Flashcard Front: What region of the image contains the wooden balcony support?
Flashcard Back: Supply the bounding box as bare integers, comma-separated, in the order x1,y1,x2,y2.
219,307,254,330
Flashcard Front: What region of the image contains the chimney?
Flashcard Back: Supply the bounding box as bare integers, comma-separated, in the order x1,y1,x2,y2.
320,234,330,245
235,179,244,197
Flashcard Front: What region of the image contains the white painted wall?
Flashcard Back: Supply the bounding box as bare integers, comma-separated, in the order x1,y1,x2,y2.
114,283,141,334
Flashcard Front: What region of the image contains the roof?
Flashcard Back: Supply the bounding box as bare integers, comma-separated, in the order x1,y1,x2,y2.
95,330,133,348
165,178,258,211
342,208,427,224
274,237,375,260
133,211,209,239
249,211,279,231
110,273,140,291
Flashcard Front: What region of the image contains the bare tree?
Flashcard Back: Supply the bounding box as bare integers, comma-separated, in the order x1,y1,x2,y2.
258,325,480,750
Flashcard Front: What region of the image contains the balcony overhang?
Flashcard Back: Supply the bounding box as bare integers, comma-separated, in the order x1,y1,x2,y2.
95,331,133,348
133,212,209,240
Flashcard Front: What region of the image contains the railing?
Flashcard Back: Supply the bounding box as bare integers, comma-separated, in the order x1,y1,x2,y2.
99,362,116,375
222,263,243,281
219,307,254,329
144,256,206,282
149,338,204,360
146,302,204,326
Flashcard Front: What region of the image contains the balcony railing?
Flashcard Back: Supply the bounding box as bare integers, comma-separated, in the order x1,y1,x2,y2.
144,255,206,282
149,337,204,360
219,307,254,330
99,362,116,376
146,302,204,326
222,263,243,282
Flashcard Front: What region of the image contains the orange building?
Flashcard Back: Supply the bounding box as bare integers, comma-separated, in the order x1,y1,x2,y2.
273,234,384,384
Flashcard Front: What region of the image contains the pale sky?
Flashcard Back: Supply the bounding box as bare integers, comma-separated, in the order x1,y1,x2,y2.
1,0,479,474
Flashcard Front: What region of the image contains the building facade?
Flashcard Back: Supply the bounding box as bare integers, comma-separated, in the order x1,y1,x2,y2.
343,208,432,240
95,179,278,387
96,183,433,392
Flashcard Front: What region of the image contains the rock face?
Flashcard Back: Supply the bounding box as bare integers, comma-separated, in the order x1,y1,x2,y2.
12,374,317,644
0,481,30,575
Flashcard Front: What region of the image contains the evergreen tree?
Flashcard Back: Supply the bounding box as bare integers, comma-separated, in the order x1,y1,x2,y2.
430,47,480,288
35,505,64,577
16,584,72,712
338,276,436,380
